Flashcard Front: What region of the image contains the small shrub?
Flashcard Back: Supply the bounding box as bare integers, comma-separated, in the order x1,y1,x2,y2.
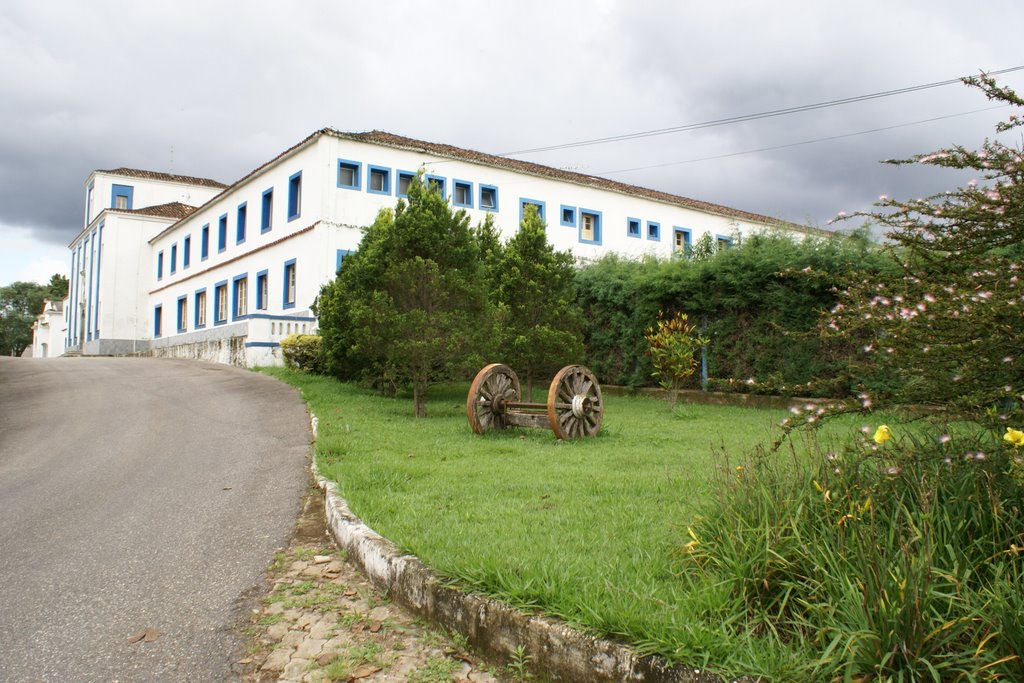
279,333,324,373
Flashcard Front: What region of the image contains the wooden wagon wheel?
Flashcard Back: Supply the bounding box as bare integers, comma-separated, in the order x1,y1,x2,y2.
547,365,603,440
466,363,522,434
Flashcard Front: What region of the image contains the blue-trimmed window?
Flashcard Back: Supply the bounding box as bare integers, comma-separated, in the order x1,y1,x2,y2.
153,305,162,337
336,249,352,273
201,224,209,260
261,188,273,233
627,218,641,238
176,295,188,333
397,170,415,198
337,160,360,190
716,235,733,251
157,250,164,280
214,281,228,325
288,172,302,220
520,198,546,223
255,270,268,311
170,243,177,274
480,185,498,212
236,202,247,244
368,165,390,195
453,180,473,208
218,214,227,252
426,175,446,196
232,273,248,320
579,209,602,245
560,205,576,227
647,221,661,241
194,289,207,328
183,235,191,268
673,227,692,255
283,259,296,309
111,184,134,210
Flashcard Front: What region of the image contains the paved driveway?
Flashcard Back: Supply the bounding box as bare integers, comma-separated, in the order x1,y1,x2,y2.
0,357,310,682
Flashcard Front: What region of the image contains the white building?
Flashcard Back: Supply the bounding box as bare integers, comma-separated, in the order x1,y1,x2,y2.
28,298,66,358
57,128,822,366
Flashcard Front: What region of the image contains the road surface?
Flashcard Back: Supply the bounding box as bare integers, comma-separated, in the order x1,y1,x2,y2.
0,357,310,682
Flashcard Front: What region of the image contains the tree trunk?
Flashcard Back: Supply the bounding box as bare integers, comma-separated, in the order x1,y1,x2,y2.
413,382,428,418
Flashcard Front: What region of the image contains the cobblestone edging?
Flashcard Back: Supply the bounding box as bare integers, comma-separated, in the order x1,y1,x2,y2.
308,415,751,683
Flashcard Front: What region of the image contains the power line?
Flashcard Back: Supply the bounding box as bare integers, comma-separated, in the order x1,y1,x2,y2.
593,105,1006,176
499,65,1024,157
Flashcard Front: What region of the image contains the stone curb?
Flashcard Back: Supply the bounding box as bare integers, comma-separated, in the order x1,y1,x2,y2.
307,414,751,683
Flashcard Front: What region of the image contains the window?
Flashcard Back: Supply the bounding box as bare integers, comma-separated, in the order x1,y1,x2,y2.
153,305,162,337
647,221,661,241
214,282,228,324
183,235,191,268
579,209,602,245
111,184,133,210
157,251,164,280
368,166,390,195
170,243,177,274
195,289,207,328
336,249,352,272
453,180,473,208
283,259,296,309
201,224,210,260
397,171,415,198
560,205,576,227
288,172,302,220
86,183,94,223
233,275,248,319
673,228,692,255
218,214,227,252
520,198,546,223
261,189,273,233
177,296,188,333
337,160,360,189
480,185,498,211
627,218,641,238
426,175,445,196
236,203,247,244
256,270,268,311
716,235,733,251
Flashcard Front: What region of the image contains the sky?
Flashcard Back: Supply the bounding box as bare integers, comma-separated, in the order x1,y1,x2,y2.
2,0,1023,286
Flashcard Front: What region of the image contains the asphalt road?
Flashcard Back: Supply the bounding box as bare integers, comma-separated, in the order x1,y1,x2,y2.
0,357,311,682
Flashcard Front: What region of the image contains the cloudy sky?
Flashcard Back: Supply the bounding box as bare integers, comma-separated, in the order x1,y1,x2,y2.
2,0,1023,285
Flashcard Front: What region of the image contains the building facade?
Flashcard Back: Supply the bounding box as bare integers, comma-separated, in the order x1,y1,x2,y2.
56,128,821,367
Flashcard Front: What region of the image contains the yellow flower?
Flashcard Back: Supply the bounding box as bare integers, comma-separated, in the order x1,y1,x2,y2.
1004,427,1024,448
873,425,893,444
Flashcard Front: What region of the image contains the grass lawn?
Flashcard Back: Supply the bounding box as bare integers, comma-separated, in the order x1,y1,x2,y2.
262,368,888,675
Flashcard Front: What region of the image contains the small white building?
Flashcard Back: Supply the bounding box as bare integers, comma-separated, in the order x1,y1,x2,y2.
30,298,67,358
54,129,824,366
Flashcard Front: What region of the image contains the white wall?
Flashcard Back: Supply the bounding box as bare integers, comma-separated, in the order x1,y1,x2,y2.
83,172,223,229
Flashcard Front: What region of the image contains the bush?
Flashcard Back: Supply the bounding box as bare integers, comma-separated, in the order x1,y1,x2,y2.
279,334,324,373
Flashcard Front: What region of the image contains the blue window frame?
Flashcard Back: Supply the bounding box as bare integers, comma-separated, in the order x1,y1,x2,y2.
425,174,446,196
283,259,296,309
232,273,248,320
647,221,661,241
111,184,134,210
716,234,733,251
397,170,415,198
673,227,692,255
201,224,209,260
194,288,207,329
176,295,187,333
367,165,390,195
218,214,227,252
336,249,352,272
157,250,164,280
261,188,273,233
170,243,177,274
153,305,162,337
579,209,602,245
519,198,546,223
337,160,360,190
288,172,302,221
236,202,247,244
255,270,269,311
627,218,641,238
453,180,473,208
479,185,498,212
214,280,228,325
560,205,576,227
183,235,191,268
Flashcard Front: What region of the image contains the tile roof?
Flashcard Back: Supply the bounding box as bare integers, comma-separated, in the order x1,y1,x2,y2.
118,202,198,219
96,167,228,189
